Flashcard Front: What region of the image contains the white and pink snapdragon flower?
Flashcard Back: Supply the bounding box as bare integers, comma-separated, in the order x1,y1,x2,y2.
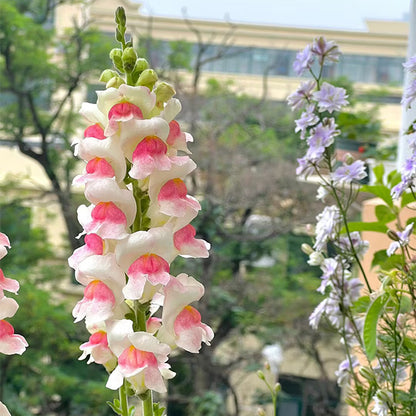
0,232,28,415
69,79,212,397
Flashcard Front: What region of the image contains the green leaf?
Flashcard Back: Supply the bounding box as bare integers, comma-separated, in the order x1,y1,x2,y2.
363,295,388,361
375,205,396,224
361,185,393,207
371,250,402,270
107,400,122,415
153,403,166,416
352,295,371,313
387,170,402,187
372,164,385,185
399,296,412,313
402,192,416,208
343,221,388,233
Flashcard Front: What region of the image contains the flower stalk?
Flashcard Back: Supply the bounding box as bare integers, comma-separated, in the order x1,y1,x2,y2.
290,37,416,415
69,7,213,416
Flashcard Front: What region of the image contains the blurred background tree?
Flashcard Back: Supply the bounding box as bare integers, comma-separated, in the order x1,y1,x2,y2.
0,0,113,251
0,189,115,415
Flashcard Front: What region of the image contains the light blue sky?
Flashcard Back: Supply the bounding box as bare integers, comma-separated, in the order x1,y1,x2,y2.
139,0,410,31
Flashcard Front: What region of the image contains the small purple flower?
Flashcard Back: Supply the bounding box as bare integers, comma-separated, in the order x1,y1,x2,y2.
338,231,369,258
314,205,342,251
296,155,316,178
313,82,349,113
392,155,416,198
303,118,339,164
295,104,319,139
401,78,416,108
287,80,316,111
309,298,327,329
403,55,416,72
311,37,341,65
317,257,340,294
335,356,359,386
372,391,392,416
332,160,367,185
387,222,414,256
293,44,314,76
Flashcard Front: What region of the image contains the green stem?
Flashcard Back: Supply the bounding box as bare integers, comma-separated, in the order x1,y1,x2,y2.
142,391,154,416
119,380,129,416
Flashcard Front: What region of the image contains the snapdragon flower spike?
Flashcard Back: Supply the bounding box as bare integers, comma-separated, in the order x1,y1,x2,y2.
72,42,212,406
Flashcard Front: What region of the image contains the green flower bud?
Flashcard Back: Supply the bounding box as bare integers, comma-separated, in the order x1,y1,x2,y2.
387,229,400,241
136,69,158,90
155,82,176,106
376,389,392,404
131,58,150,84
301,243,313,255
99,69,119,83
106,76,125,89
257,370,265,381
132,58,149,76
257,408,266,416
115,7,126,27
344,152,354,165
359,366,374,382
122,47,137,73
110,48,124,73
274,382,281,393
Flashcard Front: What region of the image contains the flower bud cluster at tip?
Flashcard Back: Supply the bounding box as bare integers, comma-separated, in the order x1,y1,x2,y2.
70,17,213,396
0,232,28,415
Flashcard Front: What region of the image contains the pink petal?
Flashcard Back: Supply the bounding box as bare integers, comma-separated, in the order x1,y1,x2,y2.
80,331,114,365
0,270,19,294
84,124,106,140
68,233,104,271
0,297,18,320
158,179,201,217
173,225,210,258
128,254,171,286
0,233,10,248
173,306,214,353
167,120,193,153
83,202,129,240
130,136,171,179
106,102,143,136
118,346,158,377
72,280,116,324
0,320,28,355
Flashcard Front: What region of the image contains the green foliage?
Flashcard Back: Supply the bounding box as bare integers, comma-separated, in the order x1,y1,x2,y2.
190,391,226,416
0,192,114,414
363,294,388,360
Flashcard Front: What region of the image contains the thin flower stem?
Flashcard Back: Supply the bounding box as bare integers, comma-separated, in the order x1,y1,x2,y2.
142,392,154,416
119,380,130,416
